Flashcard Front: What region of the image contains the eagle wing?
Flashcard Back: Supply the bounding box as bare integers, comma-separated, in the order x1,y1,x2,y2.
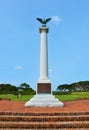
36,18,43,24
46,18,51,23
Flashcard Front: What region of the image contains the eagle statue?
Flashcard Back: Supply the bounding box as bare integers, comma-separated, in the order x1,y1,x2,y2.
36,18,51,27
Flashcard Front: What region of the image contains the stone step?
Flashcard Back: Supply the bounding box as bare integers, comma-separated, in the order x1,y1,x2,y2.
1,128,89,130
0,115,89,122
0,111,89,129
0,121,89,129
0,111,89,116
25,94,64,107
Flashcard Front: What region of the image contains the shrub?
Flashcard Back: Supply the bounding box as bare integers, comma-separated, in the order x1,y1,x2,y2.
53,91,71,95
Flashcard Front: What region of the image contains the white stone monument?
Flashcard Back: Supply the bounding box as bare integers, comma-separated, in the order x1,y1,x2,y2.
25,18,64,107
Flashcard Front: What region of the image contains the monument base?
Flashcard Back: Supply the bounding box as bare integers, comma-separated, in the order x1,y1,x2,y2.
25,94,64,107
37,83,51,94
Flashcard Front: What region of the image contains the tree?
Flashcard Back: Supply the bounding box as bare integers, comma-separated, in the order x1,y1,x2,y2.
57,84,70,92
57,81,89,92
19,83,30,89
0,84,18,94
19,83,35,95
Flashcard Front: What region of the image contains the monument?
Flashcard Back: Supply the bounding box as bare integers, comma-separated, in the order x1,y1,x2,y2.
36,18,51,94
25,18,64,107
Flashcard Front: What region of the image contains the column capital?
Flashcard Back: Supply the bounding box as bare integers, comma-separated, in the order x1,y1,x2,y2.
39,27,49,33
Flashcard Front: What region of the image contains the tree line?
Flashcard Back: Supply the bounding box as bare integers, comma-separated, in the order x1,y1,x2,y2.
0,81,89,95
57,81,89,92
0,83,35,95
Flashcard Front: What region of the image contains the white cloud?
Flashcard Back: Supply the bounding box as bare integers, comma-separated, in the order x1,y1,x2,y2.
52,16,63,24
15,65,23,70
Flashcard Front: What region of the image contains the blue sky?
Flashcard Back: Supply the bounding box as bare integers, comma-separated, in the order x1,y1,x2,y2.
0,0,89,90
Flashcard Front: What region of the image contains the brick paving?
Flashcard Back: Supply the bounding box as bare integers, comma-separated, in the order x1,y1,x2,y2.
0,99,88,130
0,99,89,113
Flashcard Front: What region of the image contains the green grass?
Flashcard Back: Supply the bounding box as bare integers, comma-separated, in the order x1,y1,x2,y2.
55,91,89,101
0,94,33,101
0,91,89,101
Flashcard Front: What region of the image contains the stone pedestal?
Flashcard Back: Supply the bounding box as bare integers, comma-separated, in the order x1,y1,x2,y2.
25,94,64,107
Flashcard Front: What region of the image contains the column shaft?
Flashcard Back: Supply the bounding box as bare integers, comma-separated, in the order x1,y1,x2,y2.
40,28,48,80
37,27,51,94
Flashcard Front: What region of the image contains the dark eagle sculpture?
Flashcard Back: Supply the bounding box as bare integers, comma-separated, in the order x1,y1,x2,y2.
36,18,51,27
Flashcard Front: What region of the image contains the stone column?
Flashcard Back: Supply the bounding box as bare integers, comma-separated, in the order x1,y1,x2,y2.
39,27,48,81
37,27,51,94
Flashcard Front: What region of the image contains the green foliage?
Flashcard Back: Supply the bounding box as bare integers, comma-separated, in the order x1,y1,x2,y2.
0,84,18,94
18,83,35,95
53,91,71,95
21,88,36,95
0,83,35,95
57,81,89,92
19,83,30,89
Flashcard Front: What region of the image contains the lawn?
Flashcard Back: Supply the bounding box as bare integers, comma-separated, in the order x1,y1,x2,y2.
55,91,89,101
0,91,89,101
0,94,33,101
